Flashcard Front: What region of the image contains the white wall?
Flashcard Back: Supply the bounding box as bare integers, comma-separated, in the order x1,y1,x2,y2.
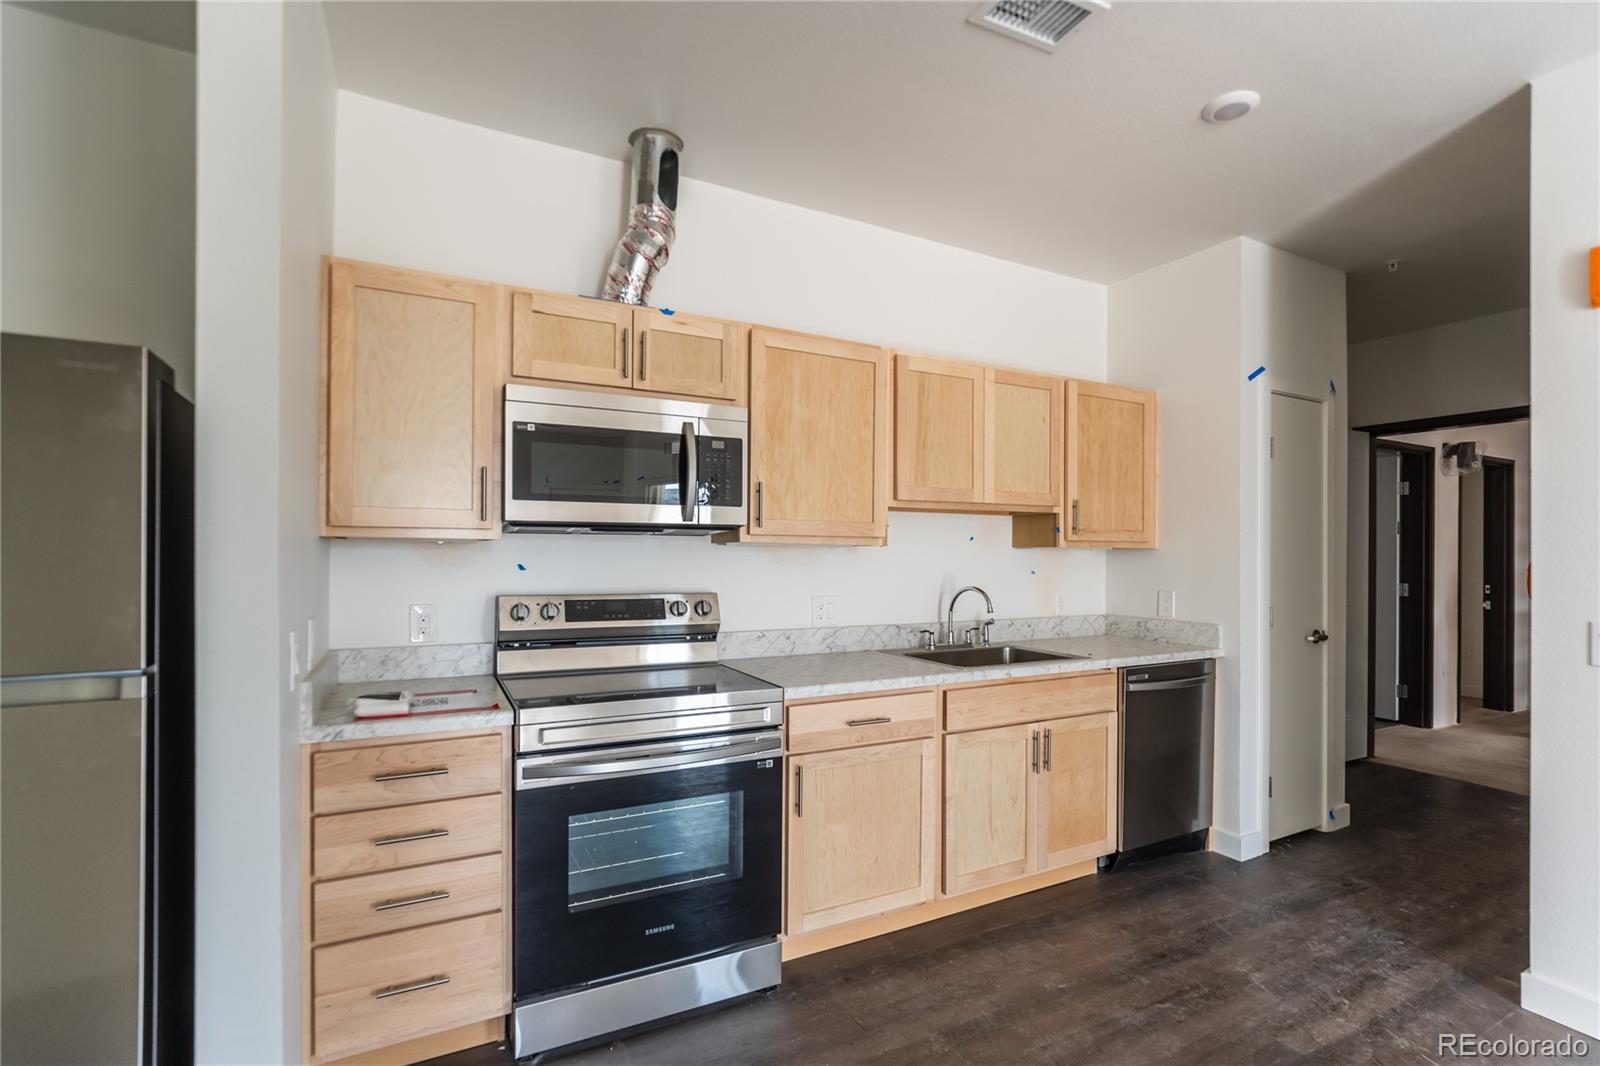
1348,308,1529,427
1522,52,1600,1039
327,93,1108,648
194,4,335,1060
0,3,195,395
1106,238,1348,858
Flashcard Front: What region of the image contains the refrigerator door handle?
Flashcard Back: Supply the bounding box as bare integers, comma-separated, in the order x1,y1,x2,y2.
1,670,149,707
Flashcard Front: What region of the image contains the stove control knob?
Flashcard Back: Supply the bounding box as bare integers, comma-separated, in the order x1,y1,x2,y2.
508,602,531,623
539,603,561,622
668,600,689,617
693,599,714,618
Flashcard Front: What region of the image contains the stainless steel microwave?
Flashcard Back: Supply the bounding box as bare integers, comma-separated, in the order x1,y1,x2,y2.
503,384,748,533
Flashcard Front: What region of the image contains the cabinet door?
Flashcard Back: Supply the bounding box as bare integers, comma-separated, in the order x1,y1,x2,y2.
510,289,633,387
986,368,1062,508
325,260,497,535
633,309,746,402
747,330,888,539
1035,711,1118,871
1065,380,1158,546
943,724,1033,895
893,354,984,504
787,740,937,935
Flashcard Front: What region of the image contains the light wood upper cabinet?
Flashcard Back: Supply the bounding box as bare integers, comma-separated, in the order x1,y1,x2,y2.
1034,711,1119,871
943,724,1032,894
1065,379,1158,547
741,329,889,542
986,368,1062,508
787,739,937,935
894,354,984,504
323,259,499,538
633,308,746,402
510,290,632,388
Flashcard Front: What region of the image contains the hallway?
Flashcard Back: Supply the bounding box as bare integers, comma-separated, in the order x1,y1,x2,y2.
1372,701,1530,795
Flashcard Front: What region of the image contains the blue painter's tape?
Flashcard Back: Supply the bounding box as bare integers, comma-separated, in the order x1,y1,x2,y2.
516,563,526,572
1247,365,1266,382
659,307,675,316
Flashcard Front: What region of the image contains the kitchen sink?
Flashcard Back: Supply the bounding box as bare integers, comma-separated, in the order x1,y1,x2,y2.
899,645,1088,668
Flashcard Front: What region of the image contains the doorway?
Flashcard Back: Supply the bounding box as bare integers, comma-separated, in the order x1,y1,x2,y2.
1462,457,1516,713
1368,440,1434,751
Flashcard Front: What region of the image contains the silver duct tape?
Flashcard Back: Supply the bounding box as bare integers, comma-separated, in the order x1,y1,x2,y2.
601,202,677,305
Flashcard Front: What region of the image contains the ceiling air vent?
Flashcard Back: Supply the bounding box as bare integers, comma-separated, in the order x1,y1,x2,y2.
967,0,1108,52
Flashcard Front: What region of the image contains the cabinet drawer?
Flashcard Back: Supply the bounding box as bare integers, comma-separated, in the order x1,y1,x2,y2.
311,733,502,814
787,690,936,754
944,671,1117,733
313,793,503,879
312,912,504,1061
312,854,503,944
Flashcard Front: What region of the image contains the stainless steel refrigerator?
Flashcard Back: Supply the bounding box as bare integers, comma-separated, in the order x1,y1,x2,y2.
1,333,194,1064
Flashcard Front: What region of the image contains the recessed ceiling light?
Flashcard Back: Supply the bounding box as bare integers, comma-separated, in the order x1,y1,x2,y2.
1202,90,1261,124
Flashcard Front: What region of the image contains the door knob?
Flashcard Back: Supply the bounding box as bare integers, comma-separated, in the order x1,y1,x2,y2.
1305,629,1330,644
1483,600,1492,611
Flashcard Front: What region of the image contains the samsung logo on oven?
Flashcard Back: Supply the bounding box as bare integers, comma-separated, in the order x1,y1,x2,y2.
644,924,677,937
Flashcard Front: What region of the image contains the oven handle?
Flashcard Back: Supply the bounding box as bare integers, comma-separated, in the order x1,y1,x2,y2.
515,730,783,790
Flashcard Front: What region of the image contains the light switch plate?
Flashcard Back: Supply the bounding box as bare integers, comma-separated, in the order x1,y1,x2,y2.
1157,589,1176,619
1590,621,1600,667
811,595,839,626
410,604,437,644
287,630,300,693
1054,591,1071,614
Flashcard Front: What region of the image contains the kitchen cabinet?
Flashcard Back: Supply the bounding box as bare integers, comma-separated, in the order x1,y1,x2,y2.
1064,379,1158,547
892,354,1061,514
1034,711,1119,870
510,291,746,403
322,259,499,539
786,738,938,935
729,328,889,544
943,724,1033,894
894,354,984,504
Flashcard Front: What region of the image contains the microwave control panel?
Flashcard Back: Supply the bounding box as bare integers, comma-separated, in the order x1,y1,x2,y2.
697,436,743,507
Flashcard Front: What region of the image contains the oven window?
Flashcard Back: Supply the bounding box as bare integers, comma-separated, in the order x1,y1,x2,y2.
566,791,744,912
512,422,682,505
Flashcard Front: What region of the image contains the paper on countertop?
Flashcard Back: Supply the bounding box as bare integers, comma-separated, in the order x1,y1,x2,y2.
351,685,502,720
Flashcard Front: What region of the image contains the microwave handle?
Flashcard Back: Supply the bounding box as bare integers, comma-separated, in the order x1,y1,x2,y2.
680,421,698,524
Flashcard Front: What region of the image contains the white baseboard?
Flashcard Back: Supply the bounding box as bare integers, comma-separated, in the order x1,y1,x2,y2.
1521,969,1600,1037
1211,827,1267,862
1317,803,1351,832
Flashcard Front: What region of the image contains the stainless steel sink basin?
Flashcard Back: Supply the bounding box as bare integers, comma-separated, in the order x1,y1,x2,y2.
899,645,1088,668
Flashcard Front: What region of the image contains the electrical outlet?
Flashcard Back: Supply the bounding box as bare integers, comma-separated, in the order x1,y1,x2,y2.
1054,591,1071,615
811,595,839,626
409,604,437,644
1157,590,1176,619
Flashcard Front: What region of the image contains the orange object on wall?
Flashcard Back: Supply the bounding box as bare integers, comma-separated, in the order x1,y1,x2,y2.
1591,246,1600,308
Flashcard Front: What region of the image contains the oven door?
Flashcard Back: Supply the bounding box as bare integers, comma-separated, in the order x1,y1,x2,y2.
513,731,783,999
505,399,696,528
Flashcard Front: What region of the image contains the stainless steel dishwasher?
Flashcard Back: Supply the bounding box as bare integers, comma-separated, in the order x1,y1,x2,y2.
1119,659,1215,855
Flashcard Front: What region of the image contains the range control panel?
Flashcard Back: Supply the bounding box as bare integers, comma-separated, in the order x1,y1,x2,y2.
497,593,720,634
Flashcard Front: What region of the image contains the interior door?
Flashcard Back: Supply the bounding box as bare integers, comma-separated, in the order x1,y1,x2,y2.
1034,712,1117,871
786,739,936,935
1481,458,1515,710
943,725,1032,894
1395,448,1431,727
633,310,744,401
510,289,633,388
1268,392,1327,841
985,368,1062,508
1372,451,1401,722
893,354,984,504
1065,380,1157,546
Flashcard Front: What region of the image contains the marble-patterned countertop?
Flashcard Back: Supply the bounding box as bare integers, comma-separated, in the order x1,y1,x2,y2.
306,674,511,744
727,635,1220,700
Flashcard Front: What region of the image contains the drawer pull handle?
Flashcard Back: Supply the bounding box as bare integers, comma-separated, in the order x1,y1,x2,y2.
845,716,892,727
374,975,449,1000
372,767,449,783
373,890,450,912
374,828,448,847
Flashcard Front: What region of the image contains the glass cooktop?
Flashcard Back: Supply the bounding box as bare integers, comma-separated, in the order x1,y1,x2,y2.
499,664,781,712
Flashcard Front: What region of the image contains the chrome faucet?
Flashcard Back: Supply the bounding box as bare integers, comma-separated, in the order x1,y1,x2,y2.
945,585,995,647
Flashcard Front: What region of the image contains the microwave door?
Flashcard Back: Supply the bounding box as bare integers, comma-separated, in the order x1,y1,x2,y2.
505,403,688,527
678,421,698,525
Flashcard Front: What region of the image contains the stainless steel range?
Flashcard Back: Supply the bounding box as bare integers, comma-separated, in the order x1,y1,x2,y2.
496,592,784,1058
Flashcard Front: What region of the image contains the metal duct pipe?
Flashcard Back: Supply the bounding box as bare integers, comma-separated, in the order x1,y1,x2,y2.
601,127,683,305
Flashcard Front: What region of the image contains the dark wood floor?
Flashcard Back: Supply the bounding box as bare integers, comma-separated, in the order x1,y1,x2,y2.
437,762,1593,1065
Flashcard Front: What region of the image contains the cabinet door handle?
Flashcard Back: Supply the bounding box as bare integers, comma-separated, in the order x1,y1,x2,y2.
374,975,449,1000
639,331,649,381
621,327,630,379
794,765,803,817
373,828,448,847
373,890,449,912
1031,729,1040,774
372,766,448,783
1043,728,1052,772
479,466,488,522
846,716,892,728
755,481,764,528
1071,499,1080,537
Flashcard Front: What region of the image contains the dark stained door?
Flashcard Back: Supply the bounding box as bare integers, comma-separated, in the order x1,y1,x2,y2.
1395,448,1432,728
1481,458,1515,711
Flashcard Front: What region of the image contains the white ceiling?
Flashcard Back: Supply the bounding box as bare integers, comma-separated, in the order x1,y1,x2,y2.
321,1,1597,342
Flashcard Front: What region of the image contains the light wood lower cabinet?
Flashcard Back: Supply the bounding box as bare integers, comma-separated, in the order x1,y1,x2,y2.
1035,711,1119,870
943,724,1033,894
786,738,938,935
